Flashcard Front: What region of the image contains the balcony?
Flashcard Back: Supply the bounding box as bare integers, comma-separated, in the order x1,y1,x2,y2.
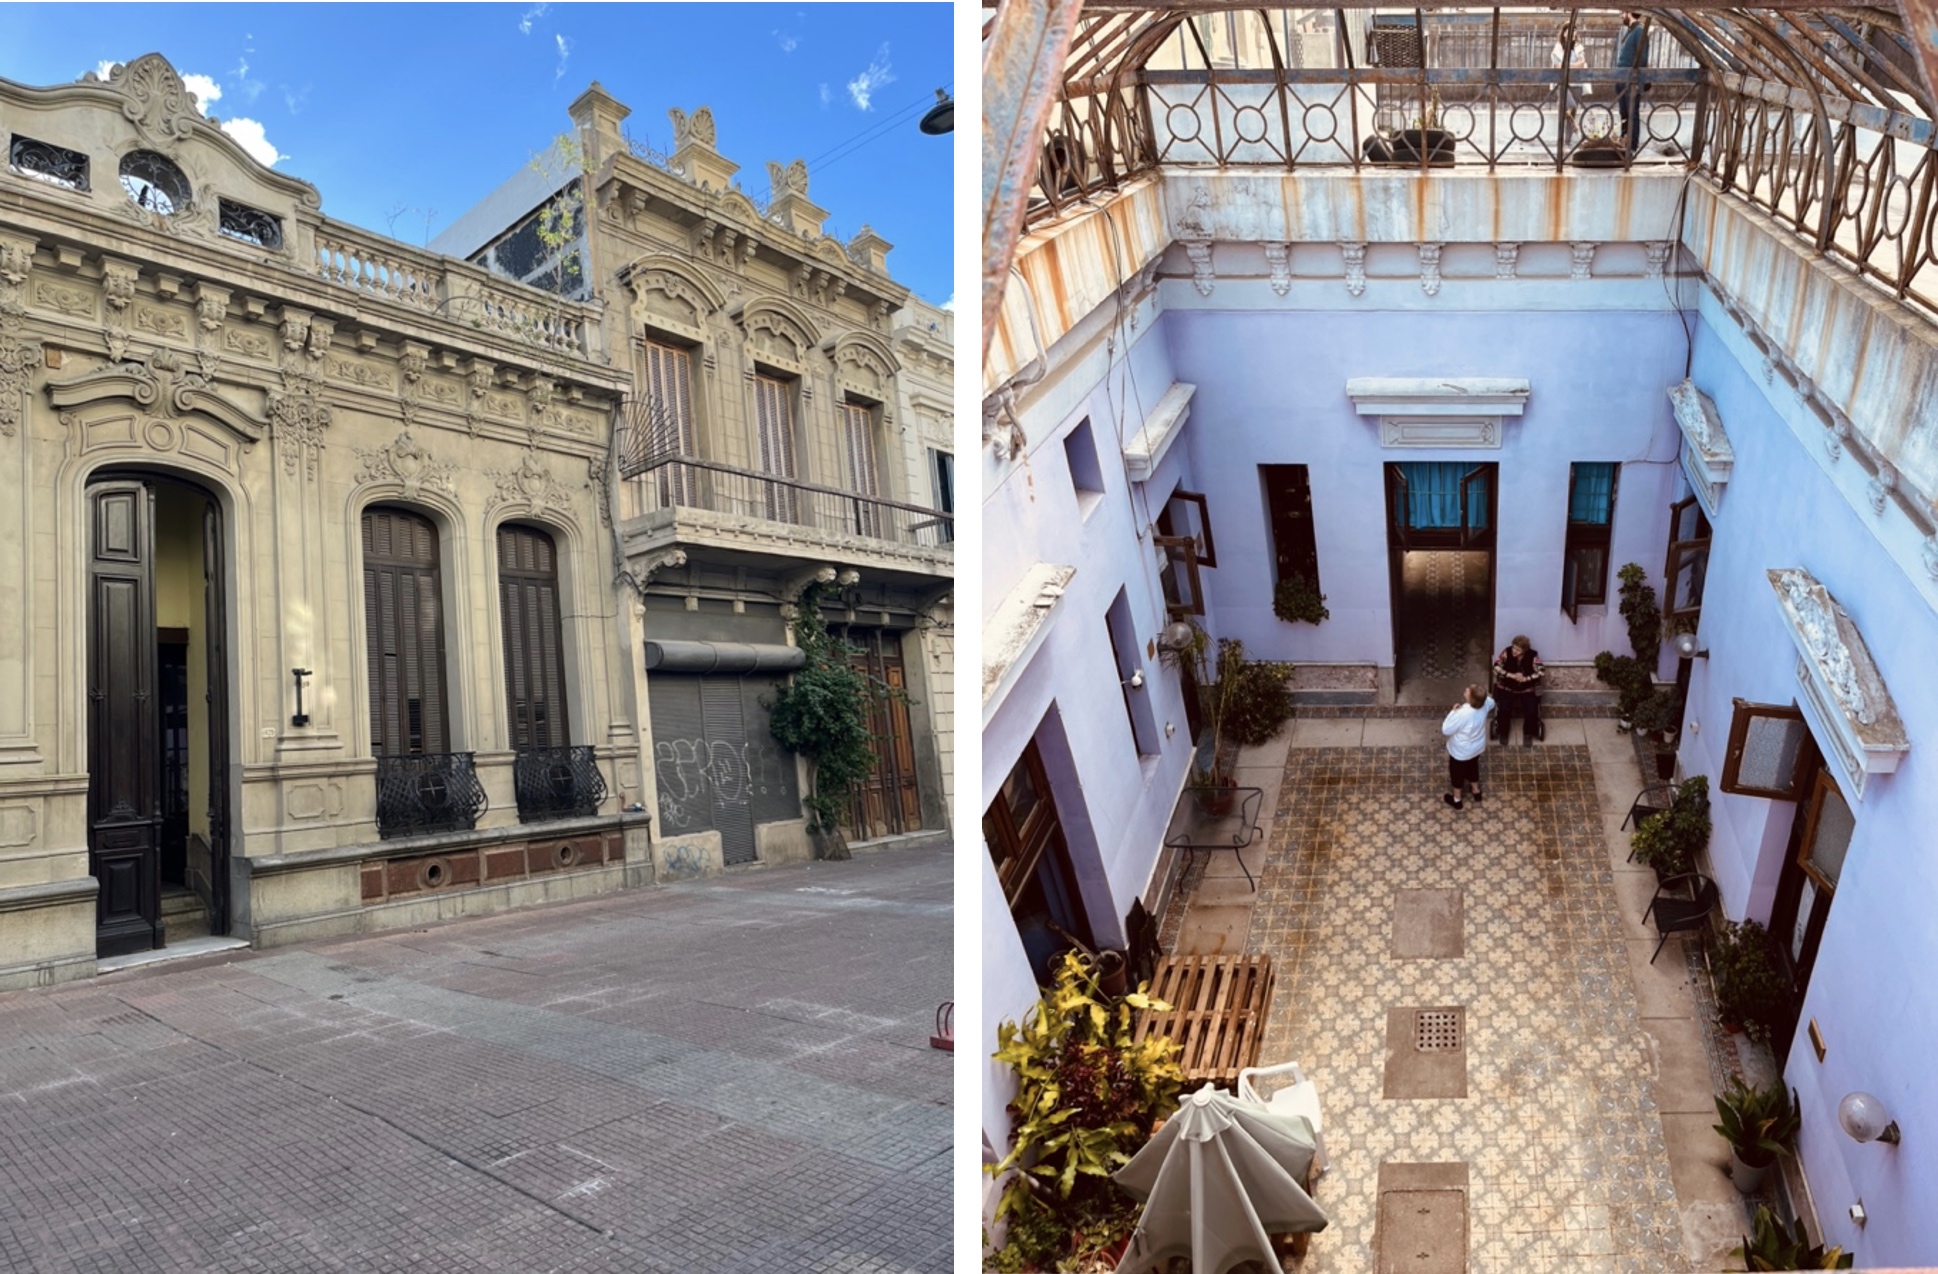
375,752,489,839
618,454,954,579
513,745,609,823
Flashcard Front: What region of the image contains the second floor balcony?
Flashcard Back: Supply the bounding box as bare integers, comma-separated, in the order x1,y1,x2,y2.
618,454,955,578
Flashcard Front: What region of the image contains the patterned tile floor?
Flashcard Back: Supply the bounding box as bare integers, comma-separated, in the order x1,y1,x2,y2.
1396,550,1492,695
1235,744,1687,1273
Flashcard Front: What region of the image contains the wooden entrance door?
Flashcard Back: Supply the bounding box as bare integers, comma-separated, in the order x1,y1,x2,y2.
88,481,164,955
845,631,922,840
1769,760,1852,1056
202,500,232,935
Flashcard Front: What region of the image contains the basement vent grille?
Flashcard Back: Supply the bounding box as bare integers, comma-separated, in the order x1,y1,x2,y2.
1416,1010,1461,1052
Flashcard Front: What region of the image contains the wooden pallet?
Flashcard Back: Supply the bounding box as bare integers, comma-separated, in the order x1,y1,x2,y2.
1133,954,1275,1090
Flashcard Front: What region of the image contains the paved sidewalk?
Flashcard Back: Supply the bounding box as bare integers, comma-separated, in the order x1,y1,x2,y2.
0,848,952,1274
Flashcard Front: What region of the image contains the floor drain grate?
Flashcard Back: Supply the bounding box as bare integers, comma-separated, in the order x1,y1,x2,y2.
1416,1010,1461,1051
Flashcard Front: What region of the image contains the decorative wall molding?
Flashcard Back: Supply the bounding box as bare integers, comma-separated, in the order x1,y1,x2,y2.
1667,378,1733,518
1644,242,1673,278
1348,377,1529,449
1570,242,1597,281
1264,242,1292,297
354,427,454,499
1341,241,1366,297
485,448,573,516
1767,568,1908,799
1419,242,1443,296
1494,242,1519,280
1125,382,1195,480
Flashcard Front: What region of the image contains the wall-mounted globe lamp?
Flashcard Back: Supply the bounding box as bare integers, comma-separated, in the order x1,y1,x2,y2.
1158,621,1196,652
1672,631,1709,659
1838,1091,1901,1145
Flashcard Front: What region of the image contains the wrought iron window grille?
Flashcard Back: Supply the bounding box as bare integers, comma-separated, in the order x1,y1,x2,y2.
375,752,488,839
513,744,608,823
118,149,191,216
218,199,284,250
8,136,90,191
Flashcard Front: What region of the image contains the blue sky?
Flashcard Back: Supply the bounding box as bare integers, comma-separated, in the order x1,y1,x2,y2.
0,3,955,305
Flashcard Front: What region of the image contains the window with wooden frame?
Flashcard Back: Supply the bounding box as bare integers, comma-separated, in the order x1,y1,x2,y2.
497,523,570,751
1161,489,1217,569
840,398,883,538
751,372,799,523
1261,464,1319,590
983,739,1093,983
1720,699,1816,799
1155,488,1209,618
1664,495,1712,627
362,507,450,756
929,449,954,543
641,337,698,507
1562,462,1619,620
1796,768,1854,893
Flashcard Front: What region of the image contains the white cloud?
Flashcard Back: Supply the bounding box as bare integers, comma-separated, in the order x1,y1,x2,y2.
181,73,222,113
818,83,831,107
941,294,955,312
554,33,572,83
773,29,798,53
519,3,547,35
232,55,265,102
93,59,118,81
846,44,894,111
219,118,284,167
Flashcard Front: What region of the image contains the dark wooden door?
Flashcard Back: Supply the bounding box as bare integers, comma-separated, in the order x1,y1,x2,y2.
202,500,231,935
1769,759,1849,1057
363,507,449,755
88,480,164,956
845,631,922,840
497,524,570,750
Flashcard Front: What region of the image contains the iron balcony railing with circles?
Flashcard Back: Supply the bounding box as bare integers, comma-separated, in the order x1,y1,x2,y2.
513,744,609,824
619,454,956,550
375,752,490,840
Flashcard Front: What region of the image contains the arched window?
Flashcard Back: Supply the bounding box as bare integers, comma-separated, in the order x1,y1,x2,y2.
496,523,570,749
362,507,449,755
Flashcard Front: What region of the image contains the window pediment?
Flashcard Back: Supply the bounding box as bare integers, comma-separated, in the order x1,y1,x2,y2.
1767,568,1908,798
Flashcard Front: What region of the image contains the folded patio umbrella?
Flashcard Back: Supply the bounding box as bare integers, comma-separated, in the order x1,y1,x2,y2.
1113,1083,1328,1274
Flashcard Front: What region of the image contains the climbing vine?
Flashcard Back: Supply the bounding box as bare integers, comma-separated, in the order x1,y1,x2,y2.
767,584,879,834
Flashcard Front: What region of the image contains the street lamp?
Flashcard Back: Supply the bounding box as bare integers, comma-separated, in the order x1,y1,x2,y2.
919,89,953,135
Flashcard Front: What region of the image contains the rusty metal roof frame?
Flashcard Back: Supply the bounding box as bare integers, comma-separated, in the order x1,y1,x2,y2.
982,1,1938,364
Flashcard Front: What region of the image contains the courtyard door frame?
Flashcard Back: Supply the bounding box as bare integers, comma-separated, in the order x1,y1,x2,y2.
86,472,234,954
1384,462,1498,697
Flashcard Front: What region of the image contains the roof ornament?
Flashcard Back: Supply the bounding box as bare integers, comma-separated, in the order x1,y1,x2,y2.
668,105,716,150
90,53,202,149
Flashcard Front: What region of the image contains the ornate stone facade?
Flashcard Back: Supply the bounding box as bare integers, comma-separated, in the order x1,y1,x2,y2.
0,56,640,989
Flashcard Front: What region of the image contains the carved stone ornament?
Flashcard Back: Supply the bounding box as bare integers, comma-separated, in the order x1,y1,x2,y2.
1183,241,1215,298
1494,242,1519,280
0,232,34,299
355,428,455,499
1867,463,1897,516
1419,242,1444,297
766,158,810,197
0,338,39,437
1264,242,1292,297
193,282,229,334
306,317,335,362
464,357,495,436
1645,242,1673,279
486,448,571,515
96,54,202,148
633,546,687,586
586,455,612,527
669,105,717,149
1342,242,1367,298
1924,534,1938,583
267,387,332,478
1773,569,1872,724
101,259,140,312
1570,242,1596,281
279,307,311,354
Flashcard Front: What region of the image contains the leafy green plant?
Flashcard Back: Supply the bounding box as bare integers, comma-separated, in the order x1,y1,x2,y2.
1713,1077,1800,1168
1222,658,1295,748
1272,574,1330,626
1631,687,1679,738
1158,624,1253,781
1739,1205,1852,1270
1617,562,1663,669
988,953,1184,1271
1630,775,1710,877
1713,918,1789,1041
767,584,880,835
1593,651,1656,723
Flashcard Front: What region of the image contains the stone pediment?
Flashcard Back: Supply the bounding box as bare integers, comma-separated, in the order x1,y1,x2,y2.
1767,568,1909,799
46,354,264,444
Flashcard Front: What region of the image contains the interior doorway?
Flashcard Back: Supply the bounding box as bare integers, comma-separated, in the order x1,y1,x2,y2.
1385,462,1497,704
1768,738,1847,1060
86,472,231,956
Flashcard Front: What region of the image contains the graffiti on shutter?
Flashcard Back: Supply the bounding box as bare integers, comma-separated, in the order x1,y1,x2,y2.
649,674,801,860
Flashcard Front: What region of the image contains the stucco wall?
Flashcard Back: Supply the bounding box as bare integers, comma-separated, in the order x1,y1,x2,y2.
1676,306,1937,1263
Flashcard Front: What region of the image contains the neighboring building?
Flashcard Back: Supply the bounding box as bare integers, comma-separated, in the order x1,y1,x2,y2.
0,54,640,989
439,85,954,871
984,9,1938,1261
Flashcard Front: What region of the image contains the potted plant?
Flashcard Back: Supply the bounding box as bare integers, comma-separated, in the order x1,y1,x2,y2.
1160,624,1269,812
1273,574,1330,626
1629,774,1709,881
987,952,1184,1271
1593,651,1655,731
1713,919,1789,1042
1739,1205,1853,1269
1712,1077,1800,1194
1631,688,1680,779
766,583,884,861
1616,562,1663,669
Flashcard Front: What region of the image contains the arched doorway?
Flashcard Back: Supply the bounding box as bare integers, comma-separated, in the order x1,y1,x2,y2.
86,471,232,955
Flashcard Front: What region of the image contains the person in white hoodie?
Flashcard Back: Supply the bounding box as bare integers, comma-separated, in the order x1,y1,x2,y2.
1441,683,1496,810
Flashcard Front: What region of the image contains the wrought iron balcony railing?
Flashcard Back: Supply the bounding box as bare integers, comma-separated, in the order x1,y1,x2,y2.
375,752,489,839
513,744,609,823
619,454,954,550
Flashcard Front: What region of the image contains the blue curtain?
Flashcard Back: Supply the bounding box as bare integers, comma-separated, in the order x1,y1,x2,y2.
1570,463,1617,524
1399,463,1485,529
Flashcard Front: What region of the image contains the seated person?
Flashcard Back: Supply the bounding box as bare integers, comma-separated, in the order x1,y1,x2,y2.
1492,635,1545,745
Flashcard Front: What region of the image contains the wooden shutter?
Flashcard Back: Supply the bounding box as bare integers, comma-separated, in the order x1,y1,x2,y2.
1721,699,1816,799
1664,495,1712,625
753,374,797,522
362,507,449,756
842,401,882,537
497,524,569,750
644,340,697,507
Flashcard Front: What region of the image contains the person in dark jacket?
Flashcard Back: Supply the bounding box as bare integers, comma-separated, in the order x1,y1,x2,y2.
1615,11,1651,154
1492,635,1545,747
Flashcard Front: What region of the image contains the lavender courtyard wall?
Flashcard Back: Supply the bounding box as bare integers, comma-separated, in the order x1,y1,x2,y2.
1161,306,1692,672
1671,302,1938,1263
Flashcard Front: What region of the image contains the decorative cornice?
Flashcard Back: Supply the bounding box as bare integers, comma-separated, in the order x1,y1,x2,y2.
1767,567,1908,798
354,427,454,499
1667,378,1734,518
46,354,265,444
